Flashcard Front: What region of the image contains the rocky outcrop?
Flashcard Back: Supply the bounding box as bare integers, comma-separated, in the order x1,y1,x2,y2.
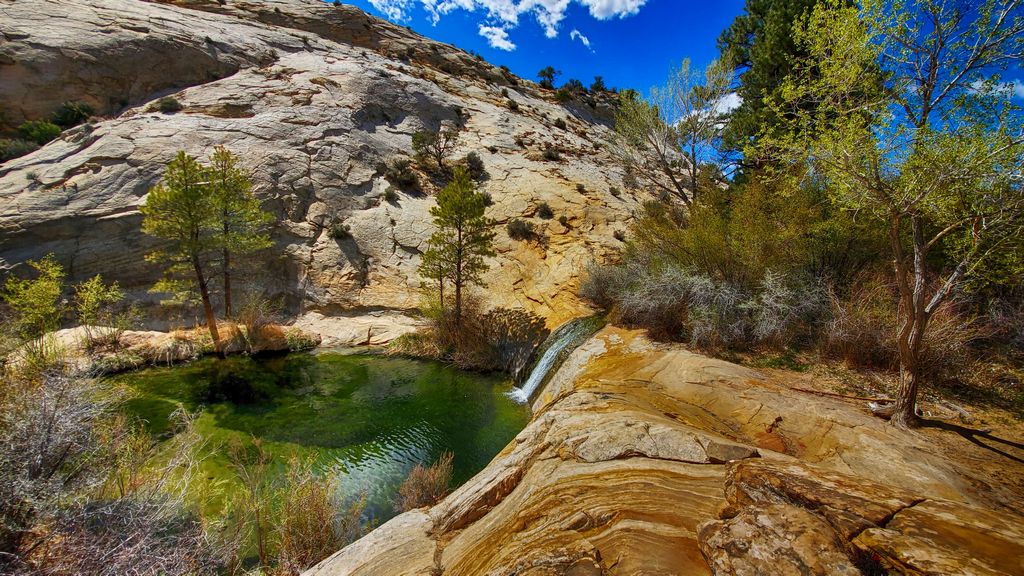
1,0,632,329
308,327,1024,575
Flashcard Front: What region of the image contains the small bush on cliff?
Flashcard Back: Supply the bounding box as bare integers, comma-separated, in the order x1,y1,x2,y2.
506,219,535,241
0,138,38,162
52,101,93,128
18,120,61,145
536,202,554,220
156,96,183,113
463,151,487,181
379,157,420,190
394,452,454,512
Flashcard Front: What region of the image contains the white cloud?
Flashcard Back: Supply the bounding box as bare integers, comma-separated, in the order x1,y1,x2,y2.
1012,79,1024,99
569,28,592,50
713,92,742,115
968,78,1024,100
371,0,648,40
479,25,517,50
369,0,416,21
579,0,646,19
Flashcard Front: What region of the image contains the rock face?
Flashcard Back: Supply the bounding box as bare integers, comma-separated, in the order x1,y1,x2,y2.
0,0,633,328
309,327,1024,575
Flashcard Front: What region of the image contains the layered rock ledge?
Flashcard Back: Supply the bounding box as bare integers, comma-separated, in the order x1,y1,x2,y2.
308,327,1024,575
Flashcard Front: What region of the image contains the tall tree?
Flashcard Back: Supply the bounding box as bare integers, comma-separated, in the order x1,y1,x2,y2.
418,167,495,330
717,0,823,155
208,146,272,318
765,0,1024,427
140,151,223,355
610,59,732,204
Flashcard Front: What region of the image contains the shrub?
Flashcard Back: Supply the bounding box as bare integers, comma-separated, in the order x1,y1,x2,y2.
542,147,561,161
157,96,183,113
609,186,621,197
558,215,569,227
613,229,626,242
379,157,419,190
480,191,493,207
553,117,567,130
394,452,454,512
501,88,509,98
536,202,554,220
52,101,93,127
581,261,828,349
0,138,39,162
463,151,487,181
591,76,607,92
506,219,535,241
383,186,399,203
18,120,61,145
507,99,519,111
412,124,461,172
277,458,365,574
576,183,586,193
326,219,352,241
555,88,573,103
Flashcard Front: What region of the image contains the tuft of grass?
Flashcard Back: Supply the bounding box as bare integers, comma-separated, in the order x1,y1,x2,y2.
394,452,454,512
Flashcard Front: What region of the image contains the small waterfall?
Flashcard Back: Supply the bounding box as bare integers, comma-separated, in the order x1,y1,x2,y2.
509,316,603,404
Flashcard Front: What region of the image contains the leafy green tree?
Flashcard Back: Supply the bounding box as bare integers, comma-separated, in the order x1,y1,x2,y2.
418,167,495,330
208,146,272,318
140,151,223,355
537,66,560,89
590,75,607,92
717,0,824,155
610,59,732,204
2,255,64,344
765,0,1024,427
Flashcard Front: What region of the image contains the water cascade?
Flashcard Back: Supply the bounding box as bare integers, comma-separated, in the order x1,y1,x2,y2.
509,315,604,404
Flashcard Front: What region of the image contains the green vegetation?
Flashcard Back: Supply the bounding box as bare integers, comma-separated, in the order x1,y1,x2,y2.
536,65,560,89
586,0,1024,429
610,58,731,204
157,96,183,113
505,218,535,241
141,149,272,356
536,202,554,220
418,167,495,331
412,123,462,175
17,120,61,145
52,101,93,128
0,138,38,162
208,146,273,318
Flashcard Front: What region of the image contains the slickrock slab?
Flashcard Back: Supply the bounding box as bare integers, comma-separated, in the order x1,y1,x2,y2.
308,328,1024,575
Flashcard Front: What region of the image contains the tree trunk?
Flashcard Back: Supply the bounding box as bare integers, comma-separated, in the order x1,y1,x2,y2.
890,215,930,428
223,246,232,319
192,257,222,357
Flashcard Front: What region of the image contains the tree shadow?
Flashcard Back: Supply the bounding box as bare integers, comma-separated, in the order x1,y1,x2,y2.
919,418,1024,465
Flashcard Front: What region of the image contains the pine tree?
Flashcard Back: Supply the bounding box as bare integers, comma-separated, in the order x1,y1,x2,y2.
207,146,272,318
418,167,495,331
140,151,223,355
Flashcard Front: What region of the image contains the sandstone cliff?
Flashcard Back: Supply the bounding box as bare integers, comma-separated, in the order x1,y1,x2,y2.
310,327,1024,575
0,0,632,330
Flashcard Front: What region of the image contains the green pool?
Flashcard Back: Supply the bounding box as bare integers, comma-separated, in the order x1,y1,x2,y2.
112,352,530,523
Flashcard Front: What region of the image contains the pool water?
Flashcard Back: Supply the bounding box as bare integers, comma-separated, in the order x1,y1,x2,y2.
113,352,530,523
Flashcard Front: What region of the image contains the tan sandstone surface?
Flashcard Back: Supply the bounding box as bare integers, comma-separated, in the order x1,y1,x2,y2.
1,0,633,331
308,327,1024,575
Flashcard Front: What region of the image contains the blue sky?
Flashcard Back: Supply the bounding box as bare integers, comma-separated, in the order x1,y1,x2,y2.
334,0,746,94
